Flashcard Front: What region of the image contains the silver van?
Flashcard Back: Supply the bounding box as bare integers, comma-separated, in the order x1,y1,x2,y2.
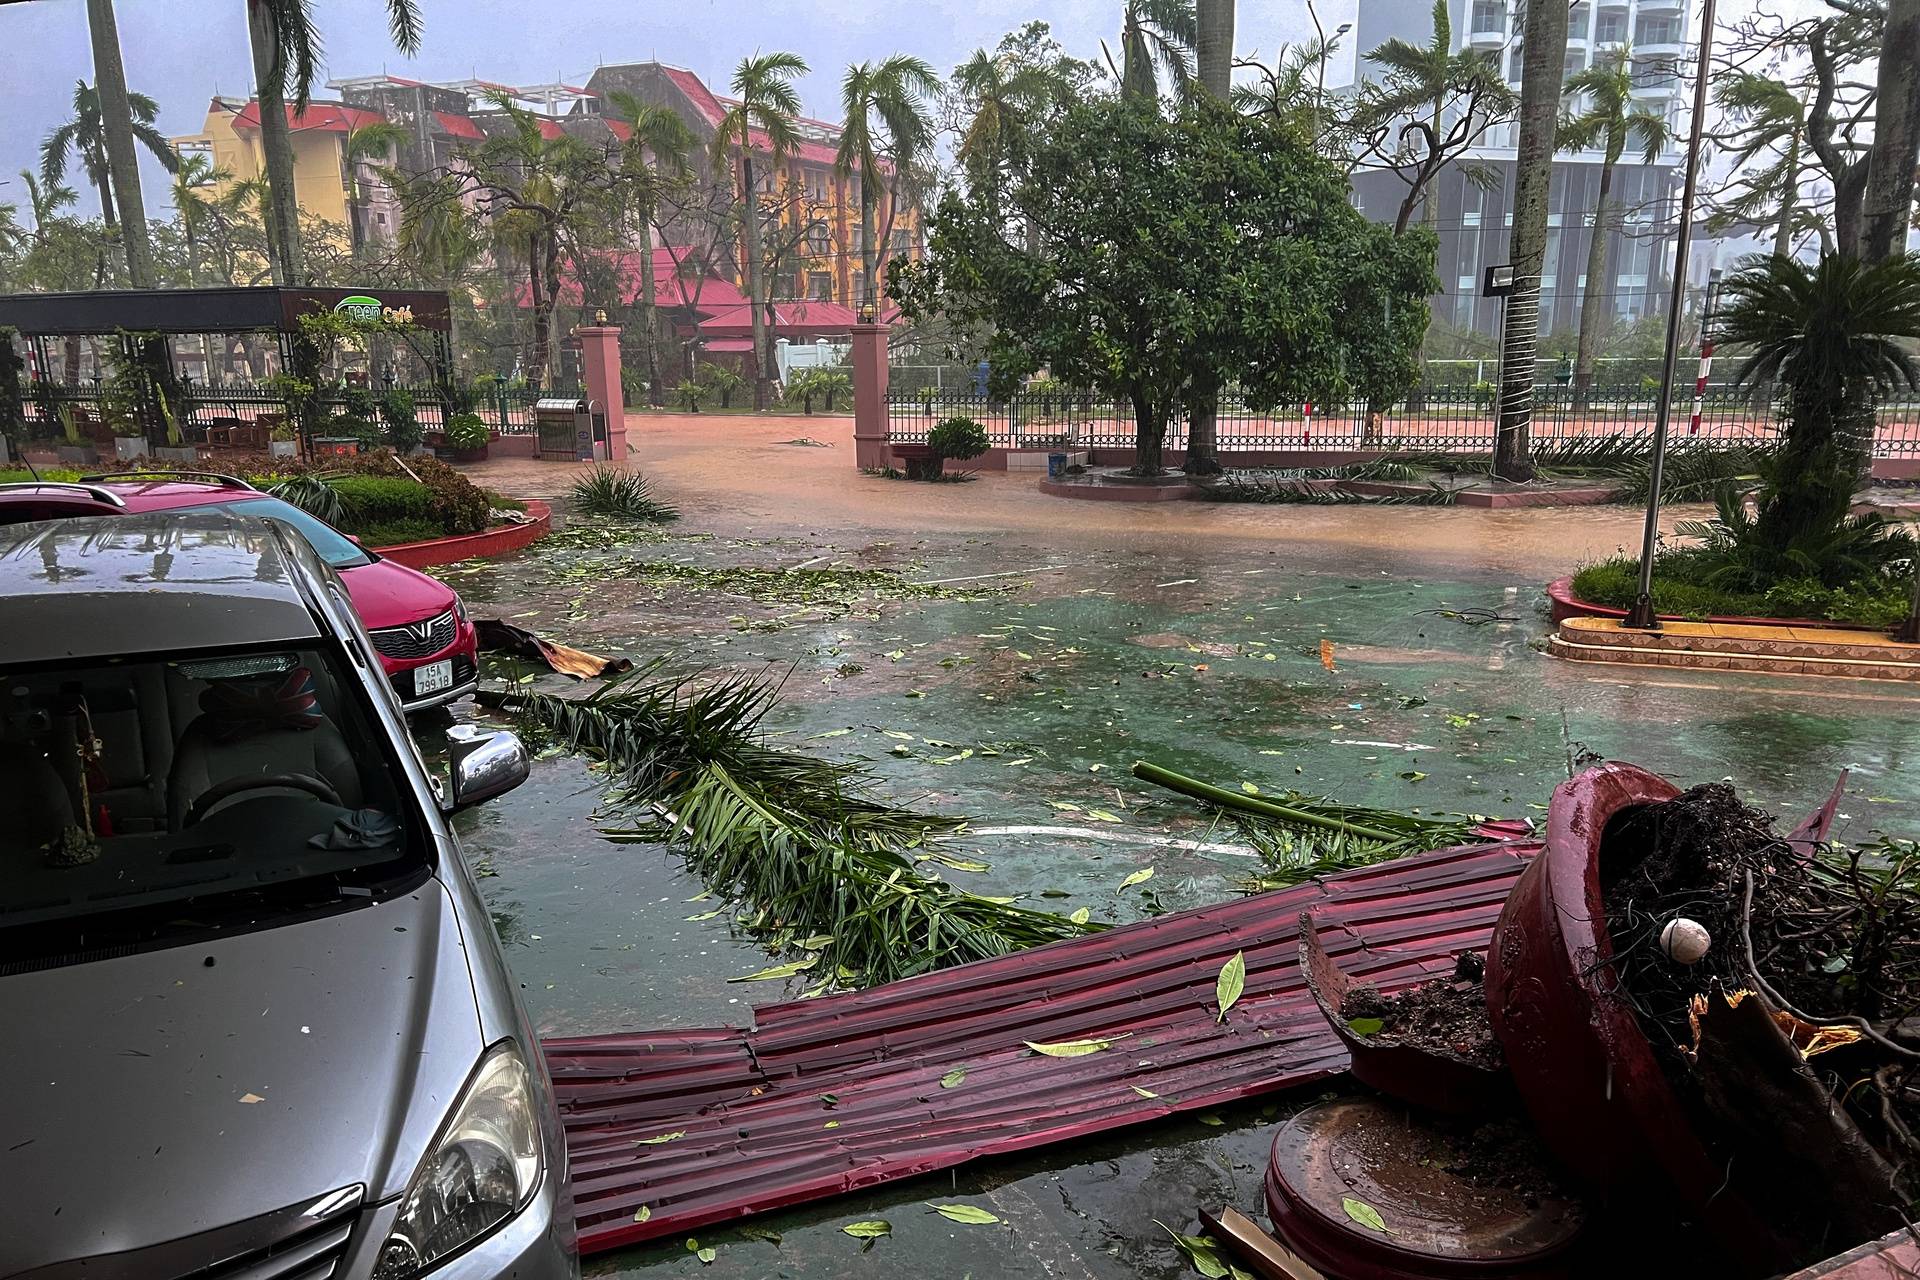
0,510,576,1280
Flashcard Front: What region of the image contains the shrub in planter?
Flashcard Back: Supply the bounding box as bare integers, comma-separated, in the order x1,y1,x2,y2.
924,415,990,478
701,365,746,409
444,412,490,461
675,380,705,412
380,389,422,453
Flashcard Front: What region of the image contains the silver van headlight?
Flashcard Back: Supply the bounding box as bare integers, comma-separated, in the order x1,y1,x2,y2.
374,1040,544,1277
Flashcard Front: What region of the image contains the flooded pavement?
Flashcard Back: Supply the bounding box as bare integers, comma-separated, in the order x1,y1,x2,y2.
427,446,1920,1277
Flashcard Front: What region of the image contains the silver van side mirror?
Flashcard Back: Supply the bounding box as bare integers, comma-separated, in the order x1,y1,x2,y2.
446,724,530,811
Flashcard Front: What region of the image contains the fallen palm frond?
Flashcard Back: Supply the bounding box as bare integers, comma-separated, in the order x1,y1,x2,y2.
266,472,346,524
487,663,1099,987
1203,474,1458,506
567,465,679,522
1131,759,1476,890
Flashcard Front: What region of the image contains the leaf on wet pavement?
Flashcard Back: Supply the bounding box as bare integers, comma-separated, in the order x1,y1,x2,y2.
728,957,819,983
930,1204,1001,1225
1086,808,1123,823
685,909,725,921
1319,639,1337,672
1069,907,1092,925
1119,867,1155,890
842,1220,892,1239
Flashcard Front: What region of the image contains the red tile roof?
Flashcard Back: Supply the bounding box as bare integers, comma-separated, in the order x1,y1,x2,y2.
230,100,388,134
661,66,726,125
604,119,632,142
536,118,567,141
512,245,749,312
435,111,484,140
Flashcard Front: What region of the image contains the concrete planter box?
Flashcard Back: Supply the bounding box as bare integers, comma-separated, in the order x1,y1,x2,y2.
56,443,99,466
269,439,298,459
155,445,198,465
114,436,148,461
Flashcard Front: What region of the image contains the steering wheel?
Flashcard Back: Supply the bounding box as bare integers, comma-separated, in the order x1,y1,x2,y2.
183,773,343,828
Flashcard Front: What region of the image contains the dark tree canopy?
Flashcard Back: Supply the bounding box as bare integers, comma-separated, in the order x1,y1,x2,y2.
891,96,1435,473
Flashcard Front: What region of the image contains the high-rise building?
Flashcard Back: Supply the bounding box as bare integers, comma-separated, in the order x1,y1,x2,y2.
1342,0,1693,343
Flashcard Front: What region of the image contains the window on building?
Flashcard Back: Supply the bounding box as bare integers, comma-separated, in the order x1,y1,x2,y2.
1457,226,1482,292
1471,0,1505,34
1563,51,1585,81
1631,59,1677,91
805,168,827,203
1508,43,1527,80
1634,13,1682,44
810,274,833,302
808,225,832,257
1541,227,1562,293
851,270,867,302
1461,183,1486,227
892,229,910,256
1568,2,1591,34
1593,7,1627,41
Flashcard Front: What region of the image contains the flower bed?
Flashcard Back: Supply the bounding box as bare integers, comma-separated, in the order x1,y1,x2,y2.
1566,553,1909,629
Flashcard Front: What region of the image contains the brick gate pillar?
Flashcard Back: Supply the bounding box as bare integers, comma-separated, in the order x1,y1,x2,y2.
576,320,628,462
851,321,890,469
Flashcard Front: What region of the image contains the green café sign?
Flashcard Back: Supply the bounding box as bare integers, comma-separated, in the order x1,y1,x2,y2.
333,294,415,325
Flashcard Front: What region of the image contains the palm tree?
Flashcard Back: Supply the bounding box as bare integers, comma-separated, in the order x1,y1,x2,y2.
1196,0,1235,98
1716,253,1920,547
18,171,78,244
41,80,172,233
86,0,171,286
838,55,937,303
1493,0,1572,479
168,152,231,285
606,92,696,407
1557,49,1672,406
1711,75,1811,266
243,0,422,285
712,51,809,411
952,48,1074,242
1233,39,1341,136
1110,0,1196,101
342,120,409,250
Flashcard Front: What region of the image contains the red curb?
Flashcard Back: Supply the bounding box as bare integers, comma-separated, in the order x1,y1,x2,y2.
1039,476,1197,501
1545,575,1880,631
374,498,551,569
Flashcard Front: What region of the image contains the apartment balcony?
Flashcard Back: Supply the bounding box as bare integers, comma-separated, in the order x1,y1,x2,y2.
1467,25,1506,47
1637,0,1685,12
1629,77,1678,100
1635,39,1685,57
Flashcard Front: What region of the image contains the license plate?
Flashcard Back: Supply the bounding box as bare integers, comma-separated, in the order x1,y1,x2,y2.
414,659,454,696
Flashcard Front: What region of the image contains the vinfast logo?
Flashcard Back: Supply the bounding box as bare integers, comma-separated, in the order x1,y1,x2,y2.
333,295,383,322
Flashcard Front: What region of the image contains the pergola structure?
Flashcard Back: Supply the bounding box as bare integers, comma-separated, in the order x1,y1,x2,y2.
0,286,454,449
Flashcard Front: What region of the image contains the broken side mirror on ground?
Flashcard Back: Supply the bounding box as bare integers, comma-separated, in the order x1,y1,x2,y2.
446,722,530,811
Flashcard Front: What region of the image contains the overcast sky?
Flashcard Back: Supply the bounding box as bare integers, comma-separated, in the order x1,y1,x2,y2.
0,0,1348,221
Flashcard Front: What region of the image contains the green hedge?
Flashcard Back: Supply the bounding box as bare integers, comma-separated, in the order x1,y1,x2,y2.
1572,553,1910,627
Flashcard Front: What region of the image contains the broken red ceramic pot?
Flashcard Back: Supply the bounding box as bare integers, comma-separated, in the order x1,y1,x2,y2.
1298,911,1512,1116
1482,762,1788,1269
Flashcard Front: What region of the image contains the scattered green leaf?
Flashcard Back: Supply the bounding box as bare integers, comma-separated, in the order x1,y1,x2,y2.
930,1204,1001,1225
1216,951,1247,1023
1346,1016,1385,1038
635,1131,685,1145
842,1220,892,1240
728,957,819,983
941,1067,968,1088
1342,1196,1391,1234
1119,867,1155,890
1024,1034,1129,1057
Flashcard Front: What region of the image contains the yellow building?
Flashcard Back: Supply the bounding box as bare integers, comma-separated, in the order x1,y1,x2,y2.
172,96,363,230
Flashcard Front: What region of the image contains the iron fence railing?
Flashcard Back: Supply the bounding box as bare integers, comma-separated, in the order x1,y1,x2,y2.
888,387,1920,460
13,378,574,445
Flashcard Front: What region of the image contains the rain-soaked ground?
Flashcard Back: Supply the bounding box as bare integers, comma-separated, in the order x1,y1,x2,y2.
422,437,1920,1278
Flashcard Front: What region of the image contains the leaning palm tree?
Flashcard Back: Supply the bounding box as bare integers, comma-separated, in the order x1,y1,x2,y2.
606,92,696,406
42,80,173,234
1711,74,1810,266
951,47,1074,242
243,0,422,285
17,170,78,245
712,51,809,411
341,120,409,250
85,0,170,285
1109,0,1197,102
1715,253,1920,548
1557,49,1671,406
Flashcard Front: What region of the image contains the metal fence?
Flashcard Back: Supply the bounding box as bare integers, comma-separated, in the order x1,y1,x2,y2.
14,378,571,446
888,386,1920,460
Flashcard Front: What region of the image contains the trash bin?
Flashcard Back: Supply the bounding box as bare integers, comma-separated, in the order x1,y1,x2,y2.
1047,451,1068,478
535,397,596,461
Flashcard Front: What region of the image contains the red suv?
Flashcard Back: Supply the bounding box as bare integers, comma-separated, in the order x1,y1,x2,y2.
0,473,479,712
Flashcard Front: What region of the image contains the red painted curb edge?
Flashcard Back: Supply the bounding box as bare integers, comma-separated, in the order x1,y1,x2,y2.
374,498,551,569
1546,575,1879,632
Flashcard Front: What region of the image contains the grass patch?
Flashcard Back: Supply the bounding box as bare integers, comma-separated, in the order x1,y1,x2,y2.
549,558,1014,614
1571,551,1910,626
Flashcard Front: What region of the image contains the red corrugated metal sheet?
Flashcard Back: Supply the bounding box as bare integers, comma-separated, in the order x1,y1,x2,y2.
545,826,1538,1255
435,112,484,141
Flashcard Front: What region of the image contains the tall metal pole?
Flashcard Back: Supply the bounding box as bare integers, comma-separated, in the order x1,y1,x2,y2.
1623,0,1718,630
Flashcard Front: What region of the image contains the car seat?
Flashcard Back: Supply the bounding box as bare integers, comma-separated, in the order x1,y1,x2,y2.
165,663,364,831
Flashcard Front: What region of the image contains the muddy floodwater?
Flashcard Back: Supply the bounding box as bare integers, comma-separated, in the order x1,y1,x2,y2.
422,423,1920,1277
